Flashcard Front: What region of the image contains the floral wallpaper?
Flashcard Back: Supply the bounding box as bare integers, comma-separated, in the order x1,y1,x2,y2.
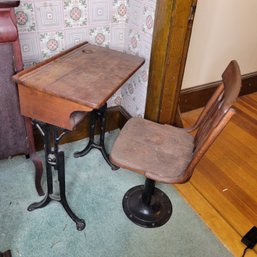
15,0,157,117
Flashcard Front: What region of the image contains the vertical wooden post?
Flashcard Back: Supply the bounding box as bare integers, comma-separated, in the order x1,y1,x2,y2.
145,0,197,126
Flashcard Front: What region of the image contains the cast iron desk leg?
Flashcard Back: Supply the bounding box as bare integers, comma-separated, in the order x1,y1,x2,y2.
74,103,119,170
25,118,44,196
28,123,85,231
0,250,12,257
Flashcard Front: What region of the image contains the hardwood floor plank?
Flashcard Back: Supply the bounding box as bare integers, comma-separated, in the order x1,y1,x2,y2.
197,159,257,224
179,92,257,256
212,132,257,178
191,167,255,233
175,183,257,257
207,146,257,196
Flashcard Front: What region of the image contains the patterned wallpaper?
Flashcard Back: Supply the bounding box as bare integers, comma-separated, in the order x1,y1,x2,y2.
15,0,156,117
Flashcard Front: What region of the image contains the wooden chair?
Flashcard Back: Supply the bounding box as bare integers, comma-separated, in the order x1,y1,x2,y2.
110,60,242,228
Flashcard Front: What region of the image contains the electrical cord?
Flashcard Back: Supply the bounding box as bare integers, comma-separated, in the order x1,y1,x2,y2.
241,246,250,257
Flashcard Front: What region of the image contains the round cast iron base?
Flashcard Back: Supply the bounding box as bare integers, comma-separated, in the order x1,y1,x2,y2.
122,185,172,228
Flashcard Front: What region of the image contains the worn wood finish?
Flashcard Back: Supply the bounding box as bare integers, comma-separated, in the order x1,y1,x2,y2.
176,92,257,256
14,42,144,130
14,41,143,136
145,0,197,125
144,0,175,122
14,42,145,109
158,0,197,125
18,84,91,130
180,71,257,112
110,61,241,185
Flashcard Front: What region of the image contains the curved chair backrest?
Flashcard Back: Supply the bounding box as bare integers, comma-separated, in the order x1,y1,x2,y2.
183,60,242,181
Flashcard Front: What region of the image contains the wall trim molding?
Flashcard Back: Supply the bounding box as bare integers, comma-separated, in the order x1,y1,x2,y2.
180,71,257,112
34,106,131,151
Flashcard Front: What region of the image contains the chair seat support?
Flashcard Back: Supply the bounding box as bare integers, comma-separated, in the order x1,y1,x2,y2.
122,178,172,228
28,123,85,231
73,103,119,170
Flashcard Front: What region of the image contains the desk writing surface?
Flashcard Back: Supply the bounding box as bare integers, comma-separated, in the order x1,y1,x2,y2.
14,42,145,109
13,42,145,130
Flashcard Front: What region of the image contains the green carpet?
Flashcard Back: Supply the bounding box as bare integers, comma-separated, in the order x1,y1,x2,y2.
0,130,232,257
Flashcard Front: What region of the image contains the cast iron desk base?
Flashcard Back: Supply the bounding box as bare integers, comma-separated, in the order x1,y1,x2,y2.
28,123,85,231
0,250,12,257
74,103,119,170
13,42,145,231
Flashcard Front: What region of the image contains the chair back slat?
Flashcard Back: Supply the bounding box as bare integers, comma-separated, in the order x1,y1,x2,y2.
184,60,241,180
194,92,223,150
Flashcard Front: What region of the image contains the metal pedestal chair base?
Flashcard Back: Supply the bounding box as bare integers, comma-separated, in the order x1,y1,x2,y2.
122,180,172,228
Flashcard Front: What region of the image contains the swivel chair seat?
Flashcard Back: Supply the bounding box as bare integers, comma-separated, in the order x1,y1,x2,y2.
110,60,242,228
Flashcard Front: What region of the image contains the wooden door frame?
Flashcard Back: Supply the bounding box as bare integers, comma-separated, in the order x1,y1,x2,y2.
144,0,197,125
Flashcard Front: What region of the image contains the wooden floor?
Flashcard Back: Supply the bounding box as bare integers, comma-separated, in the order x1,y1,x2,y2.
176,92,257,257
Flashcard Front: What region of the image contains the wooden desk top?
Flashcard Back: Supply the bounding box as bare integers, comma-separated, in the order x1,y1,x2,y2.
13,42,145,130
14,42,145,109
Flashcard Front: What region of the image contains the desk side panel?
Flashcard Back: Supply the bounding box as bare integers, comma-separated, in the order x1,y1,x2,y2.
18,84,92,130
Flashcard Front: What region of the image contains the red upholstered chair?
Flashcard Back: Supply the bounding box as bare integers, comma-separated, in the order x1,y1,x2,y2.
110,60,242,228
0,0,44,195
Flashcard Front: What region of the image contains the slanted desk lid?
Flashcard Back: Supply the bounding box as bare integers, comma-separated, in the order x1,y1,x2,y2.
13,42,145,109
